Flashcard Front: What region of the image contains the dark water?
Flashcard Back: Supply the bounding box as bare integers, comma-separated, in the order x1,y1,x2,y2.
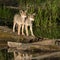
0,49,60,60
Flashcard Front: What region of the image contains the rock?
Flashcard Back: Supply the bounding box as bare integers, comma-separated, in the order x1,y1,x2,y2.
8,41,22,48
55,39,60,46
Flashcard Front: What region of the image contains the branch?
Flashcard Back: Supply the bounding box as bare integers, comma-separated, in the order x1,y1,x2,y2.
5,6,19,9
32,52,60,59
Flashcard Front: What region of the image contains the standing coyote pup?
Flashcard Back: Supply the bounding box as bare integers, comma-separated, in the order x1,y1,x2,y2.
13,10,27,35
25,13,35,36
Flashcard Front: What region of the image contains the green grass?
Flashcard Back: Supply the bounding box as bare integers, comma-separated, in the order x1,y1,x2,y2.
0,0,60,39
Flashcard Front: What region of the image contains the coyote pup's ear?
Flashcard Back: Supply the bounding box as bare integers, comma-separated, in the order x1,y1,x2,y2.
19,10,23,13
33,13,35,16
25,10,27,13
27,13,30,17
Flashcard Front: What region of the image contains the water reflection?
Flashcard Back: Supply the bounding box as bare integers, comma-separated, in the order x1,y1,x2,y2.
13,51,32,60
0,49,60,60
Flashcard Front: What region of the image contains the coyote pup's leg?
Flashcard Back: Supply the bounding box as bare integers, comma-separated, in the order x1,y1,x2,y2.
25,26,29,36
13,22,16,32
30,25,34,36
18,25,21,35
22,25,25,35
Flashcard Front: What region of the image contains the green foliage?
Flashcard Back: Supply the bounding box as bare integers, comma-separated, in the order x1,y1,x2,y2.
0,51,5,60
0,0,60,38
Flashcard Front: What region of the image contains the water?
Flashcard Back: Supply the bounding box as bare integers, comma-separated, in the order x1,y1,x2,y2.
0,49,60,60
